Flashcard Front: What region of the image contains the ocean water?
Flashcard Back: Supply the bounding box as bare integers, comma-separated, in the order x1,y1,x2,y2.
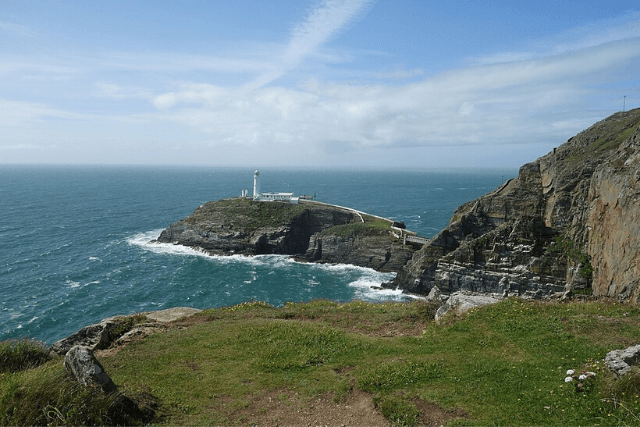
0,165,516,344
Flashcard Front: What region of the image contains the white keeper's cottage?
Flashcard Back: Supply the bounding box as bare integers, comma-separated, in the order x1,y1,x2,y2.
242,170,299,204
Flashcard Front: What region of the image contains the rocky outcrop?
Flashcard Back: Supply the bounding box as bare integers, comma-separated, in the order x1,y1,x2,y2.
304,232,413,272
392,108,640,302
50,307,201,356
605,344,640,376
155,199,415,272
50,316,136,356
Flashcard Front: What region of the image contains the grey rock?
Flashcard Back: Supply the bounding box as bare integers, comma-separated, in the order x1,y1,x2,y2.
64,345,117,393
50,316,130,356
51,307,201,356
434,292,500,323
427,285,441,301
605,344,640,376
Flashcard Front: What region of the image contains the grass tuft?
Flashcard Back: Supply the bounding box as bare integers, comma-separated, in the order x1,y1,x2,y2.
0,361,154,426
0,338,50,373
373,393,421,427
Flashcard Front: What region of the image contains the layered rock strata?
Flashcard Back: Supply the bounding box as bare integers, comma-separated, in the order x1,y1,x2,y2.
391,108,640,302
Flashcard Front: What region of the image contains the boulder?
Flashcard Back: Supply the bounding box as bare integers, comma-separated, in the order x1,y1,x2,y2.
427,285,441,301
435,292,500,323
605,344,640,376
64,345,117,393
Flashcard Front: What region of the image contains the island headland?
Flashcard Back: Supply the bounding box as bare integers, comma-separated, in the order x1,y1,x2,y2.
154,197,416,273
156,108,640,304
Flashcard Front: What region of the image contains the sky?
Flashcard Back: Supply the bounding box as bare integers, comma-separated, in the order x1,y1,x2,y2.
1,0,640,168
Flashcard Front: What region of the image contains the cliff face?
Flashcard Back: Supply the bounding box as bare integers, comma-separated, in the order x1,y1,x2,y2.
393,108,640,301
156,198,414,272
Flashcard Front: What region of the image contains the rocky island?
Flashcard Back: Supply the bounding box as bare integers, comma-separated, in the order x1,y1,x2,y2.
154,197,416,272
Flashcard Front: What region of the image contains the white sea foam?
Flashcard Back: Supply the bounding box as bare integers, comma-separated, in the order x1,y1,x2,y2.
348,277,409,302
128,231,393,281
66,280,81,288
127,229,213,258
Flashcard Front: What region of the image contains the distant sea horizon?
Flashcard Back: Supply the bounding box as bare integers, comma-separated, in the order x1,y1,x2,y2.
0,165,517,344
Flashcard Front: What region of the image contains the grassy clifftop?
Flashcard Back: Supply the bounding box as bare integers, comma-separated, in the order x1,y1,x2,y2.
186,198,309,233
3,298,640,426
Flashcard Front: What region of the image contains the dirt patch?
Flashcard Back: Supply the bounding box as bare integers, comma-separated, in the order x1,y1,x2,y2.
229,389,389,426
412,397,467,426
227,389,465,427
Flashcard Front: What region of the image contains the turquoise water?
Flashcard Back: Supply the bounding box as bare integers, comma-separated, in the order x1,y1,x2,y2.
0,165,516,343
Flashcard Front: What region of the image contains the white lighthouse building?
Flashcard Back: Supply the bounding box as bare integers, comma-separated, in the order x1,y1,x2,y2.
248,169,299,204
253,170,260,198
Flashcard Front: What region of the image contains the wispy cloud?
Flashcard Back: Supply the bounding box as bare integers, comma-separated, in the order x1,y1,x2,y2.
93,82,152,99
244,0,374,89
471,10,640,66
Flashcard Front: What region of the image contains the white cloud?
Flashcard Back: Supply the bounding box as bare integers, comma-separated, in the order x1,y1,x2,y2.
0,99,75,127
151,36,640,161
1,5,639,167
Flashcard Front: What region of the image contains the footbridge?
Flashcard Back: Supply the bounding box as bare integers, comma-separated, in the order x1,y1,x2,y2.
403,235,429,245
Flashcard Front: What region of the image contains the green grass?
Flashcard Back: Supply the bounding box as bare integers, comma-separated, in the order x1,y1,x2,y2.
187,198,308,232
566,113,640,164
321,214,392,237
4,298,640,425
0,338,50,373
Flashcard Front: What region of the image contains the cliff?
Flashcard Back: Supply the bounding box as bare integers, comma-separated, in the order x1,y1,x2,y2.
392,108,640,302
155,198,414,272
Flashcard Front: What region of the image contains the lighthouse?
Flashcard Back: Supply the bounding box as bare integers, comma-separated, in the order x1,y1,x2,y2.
253,170,260,198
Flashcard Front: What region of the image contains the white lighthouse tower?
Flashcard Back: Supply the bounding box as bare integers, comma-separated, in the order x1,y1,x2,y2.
253,170,260,199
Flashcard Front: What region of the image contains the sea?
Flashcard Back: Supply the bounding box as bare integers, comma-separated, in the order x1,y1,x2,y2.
0,165,517,344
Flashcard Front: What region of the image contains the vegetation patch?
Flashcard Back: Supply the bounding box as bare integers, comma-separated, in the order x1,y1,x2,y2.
0,338,50,373
109,313,150,340
187,198,307,232
0,362,154,426
549,235,593,281
4,298,640,425
321,215,392,237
